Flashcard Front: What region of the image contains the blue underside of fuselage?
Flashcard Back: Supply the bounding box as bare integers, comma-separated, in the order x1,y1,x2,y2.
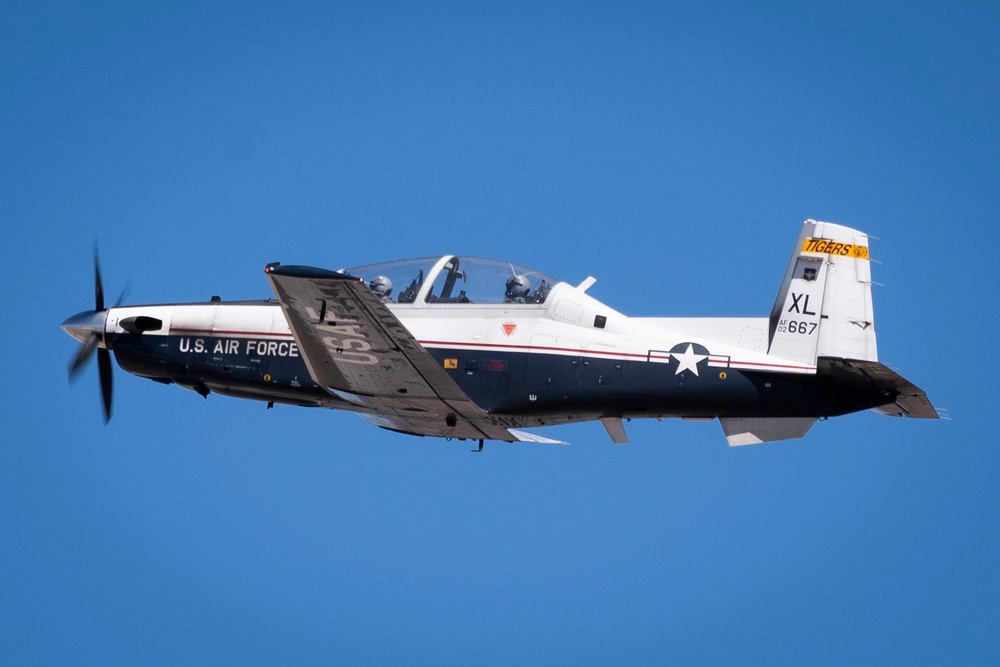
108,332,891,421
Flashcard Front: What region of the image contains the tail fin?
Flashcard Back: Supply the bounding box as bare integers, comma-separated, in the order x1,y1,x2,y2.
768,220,877,366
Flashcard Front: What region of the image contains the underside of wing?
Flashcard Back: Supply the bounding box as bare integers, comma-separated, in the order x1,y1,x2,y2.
265,263,519,441
720,417,817,446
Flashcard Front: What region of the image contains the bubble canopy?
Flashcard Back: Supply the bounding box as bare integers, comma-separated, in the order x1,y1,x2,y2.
341,256,562,305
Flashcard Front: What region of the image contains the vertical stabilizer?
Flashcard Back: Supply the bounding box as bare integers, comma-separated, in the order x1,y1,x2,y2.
768,220,877,365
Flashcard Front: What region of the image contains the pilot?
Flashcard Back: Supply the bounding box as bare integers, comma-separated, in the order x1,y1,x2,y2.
504,275,531,303
369,275,393,302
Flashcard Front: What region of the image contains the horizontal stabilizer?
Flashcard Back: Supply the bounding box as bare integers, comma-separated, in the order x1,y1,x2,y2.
846,360,940,419
720,417,816,446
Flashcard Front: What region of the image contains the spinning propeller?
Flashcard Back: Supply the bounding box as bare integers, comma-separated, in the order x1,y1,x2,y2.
62,249,123,423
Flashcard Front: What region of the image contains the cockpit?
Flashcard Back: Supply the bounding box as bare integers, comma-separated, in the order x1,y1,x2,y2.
341,256,563,306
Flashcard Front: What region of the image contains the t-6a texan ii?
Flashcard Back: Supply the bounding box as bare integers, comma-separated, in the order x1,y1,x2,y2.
63,220,938,449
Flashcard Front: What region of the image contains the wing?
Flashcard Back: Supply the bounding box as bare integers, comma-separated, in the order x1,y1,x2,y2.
264,263,520,442
720,417,817,446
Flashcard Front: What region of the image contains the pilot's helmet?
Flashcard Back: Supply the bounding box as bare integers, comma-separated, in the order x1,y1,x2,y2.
505,275,530,299
369,275,393,298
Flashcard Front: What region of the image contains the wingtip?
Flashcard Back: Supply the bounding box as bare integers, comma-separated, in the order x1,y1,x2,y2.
508,429,568,445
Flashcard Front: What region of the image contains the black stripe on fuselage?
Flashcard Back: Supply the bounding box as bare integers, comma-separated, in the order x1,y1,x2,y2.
109,333,892,421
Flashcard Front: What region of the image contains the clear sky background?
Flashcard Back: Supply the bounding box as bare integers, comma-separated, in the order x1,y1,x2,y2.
2,2,998,664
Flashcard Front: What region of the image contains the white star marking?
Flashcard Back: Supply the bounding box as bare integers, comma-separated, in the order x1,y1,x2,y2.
672,344,708,376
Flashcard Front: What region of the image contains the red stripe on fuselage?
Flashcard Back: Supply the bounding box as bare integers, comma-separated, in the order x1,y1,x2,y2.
419,339,814,372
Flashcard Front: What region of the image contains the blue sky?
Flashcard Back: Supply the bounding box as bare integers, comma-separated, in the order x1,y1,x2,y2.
3,2,998,664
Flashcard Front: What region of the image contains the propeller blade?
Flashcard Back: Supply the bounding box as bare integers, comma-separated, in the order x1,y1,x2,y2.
68,334,99,382
114,282,131,308
68,243,118,423
94,246,105,312
98,348,113,423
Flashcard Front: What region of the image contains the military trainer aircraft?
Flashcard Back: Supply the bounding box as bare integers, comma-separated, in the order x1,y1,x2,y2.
63,220,937,448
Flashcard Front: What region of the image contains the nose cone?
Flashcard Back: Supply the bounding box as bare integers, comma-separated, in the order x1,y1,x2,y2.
61,310,107,344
